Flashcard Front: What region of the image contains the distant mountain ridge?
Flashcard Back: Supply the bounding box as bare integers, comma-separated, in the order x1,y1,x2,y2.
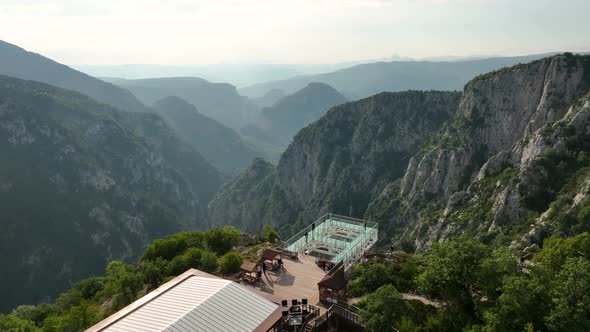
239,53,564,100
0,40,146,112
105,77,259,130
153,96,260,173
241,82,347,146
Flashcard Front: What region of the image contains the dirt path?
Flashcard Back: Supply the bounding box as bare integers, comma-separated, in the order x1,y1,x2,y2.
348,293,443,308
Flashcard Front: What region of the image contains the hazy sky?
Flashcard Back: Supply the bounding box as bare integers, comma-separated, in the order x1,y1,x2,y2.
0,0,588,65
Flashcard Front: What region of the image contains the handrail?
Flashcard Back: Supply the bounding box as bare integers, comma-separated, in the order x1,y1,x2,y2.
305,303,366,331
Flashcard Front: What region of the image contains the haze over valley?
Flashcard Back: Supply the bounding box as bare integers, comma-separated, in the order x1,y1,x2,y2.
1,1,590,331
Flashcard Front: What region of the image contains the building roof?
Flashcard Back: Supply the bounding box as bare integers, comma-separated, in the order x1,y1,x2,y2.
86,269,280,332
317,263,346,291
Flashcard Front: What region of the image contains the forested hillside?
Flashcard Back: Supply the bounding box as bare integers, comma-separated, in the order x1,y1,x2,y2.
0,76,222,312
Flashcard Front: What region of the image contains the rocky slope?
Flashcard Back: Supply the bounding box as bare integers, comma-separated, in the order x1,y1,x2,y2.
153,96,260,174
213,54,590,254
0,40,146,112
0,76,222,311
241,82,348,146
387,54,590,251
106,77,259,130
209,90,461,234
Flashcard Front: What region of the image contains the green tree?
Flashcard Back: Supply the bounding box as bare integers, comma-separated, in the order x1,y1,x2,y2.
480,275,549,331
219,251,243,274
75,277,105,300
200,251,219,273
349,261,396,296
417,237,489,308
479,246,519,300
359,284,409,332
206,226,241,255
12,304,54,327
141,236,188,261
0,314,36,332
140,257,168,290
534,232,590,273
546,257,590,331
261,224,280,242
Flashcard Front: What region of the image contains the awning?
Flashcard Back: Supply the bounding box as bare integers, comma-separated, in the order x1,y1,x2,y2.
240,260,258,273
318,263,346,290
260,248,282,262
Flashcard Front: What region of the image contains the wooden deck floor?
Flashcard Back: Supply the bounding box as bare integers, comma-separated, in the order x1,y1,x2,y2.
244,255,328,307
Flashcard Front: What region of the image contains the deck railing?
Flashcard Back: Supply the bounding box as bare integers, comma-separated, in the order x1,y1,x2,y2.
281,213,378,270
305,303,366,331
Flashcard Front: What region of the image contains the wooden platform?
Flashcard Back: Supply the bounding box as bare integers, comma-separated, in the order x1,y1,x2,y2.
243,254,328,307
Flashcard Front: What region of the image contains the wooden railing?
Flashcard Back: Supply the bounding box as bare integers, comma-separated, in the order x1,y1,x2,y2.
303,303,365,331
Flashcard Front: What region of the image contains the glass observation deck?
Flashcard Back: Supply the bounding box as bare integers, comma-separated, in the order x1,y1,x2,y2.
282,213,378,270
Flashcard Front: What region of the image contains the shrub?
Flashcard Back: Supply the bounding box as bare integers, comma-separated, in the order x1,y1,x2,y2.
219,252,243,274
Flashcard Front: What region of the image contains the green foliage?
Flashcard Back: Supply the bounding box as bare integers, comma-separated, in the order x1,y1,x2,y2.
141,237,188,261
219,252,243,274
0,226,248,332
417,237,489,306
200,251,219,273
0,314,36,332
140,257,168,290
206,226,241,255
350,258,419,296
359,285,408,332
260,224,280,242
545,257,590,330
74,277,105,300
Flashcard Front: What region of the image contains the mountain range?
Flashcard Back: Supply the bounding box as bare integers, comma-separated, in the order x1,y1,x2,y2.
104,77,259,130
211,53,590,255
241,82,347,147
0,40,146,113
0,75,224,311
239,53,563,100
153,96,260,173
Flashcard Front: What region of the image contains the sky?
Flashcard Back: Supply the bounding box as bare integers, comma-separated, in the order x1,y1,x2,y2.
0,0,588,65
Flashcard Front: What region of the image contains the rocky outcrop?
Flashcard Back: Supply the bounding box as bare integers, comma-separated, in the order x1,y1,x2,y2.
396,54,590,250
400,55,589,205
215,53,590,256
210,91,461,234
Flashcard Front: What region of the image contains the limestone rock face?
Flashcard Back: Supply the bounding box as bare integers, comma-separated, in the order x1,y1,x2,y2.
401,55,590,250
214,54,590,255
401,55,588,205
209,91,461,233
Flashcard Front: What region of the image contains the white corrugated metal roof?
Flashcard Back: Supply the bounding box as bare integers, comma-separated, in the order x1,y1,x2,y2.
99,276,278,332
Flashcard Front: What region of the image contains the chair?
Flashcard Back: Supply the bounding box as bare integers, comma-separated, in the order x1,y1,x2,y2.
282,300,288,307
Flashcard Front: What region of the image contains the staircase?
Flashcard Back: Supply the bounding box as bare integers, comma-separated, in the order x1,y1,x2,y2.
301,303,365,331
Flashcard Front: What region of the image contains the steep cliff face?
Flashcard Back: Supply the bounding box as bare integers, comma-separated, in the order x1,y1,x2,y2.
400,55,588,206
209,91,461,234
374,54,590,251
0,76,222,311
207,158,277,231
213,54,590,255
